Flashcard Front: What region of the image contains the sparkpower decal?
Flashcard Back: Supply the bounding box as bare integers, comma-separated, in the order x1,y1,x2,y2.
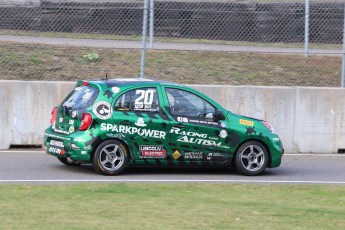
101,123,166,139
139,145,167,158
93,101,112,120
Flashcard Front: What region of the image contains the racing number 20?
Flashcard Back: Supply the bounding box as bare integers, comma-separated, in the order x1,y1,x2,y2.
135,90,154,106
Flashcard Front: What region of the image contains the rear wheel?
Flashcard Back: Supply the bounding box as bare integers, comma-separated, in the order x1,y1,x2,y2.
92,140,128,176
57,157,81,166
234,141,268,176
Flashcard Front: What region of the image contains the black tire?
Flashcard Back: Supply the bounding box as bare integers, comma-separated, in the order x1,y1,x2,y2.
57,157,81,166
92,140,128,176
234,141,268,176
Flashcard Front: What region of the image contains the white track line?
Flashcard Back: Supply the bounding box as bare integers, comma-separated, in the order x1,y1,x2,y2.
0,179,345,184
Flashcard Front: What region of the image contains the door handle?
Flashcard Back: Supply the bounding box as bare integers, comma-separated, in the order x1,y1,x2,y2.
173,123,185,128
120,120,132,125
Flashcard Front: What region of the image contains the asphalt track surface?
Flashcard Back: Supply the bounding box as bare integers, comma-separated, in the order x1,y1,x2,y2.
0,150,345,184
0,35,341,56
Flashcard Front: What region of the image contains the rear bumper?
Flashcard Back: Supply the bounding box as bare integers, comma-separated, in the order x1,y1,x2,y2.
44,126,94,161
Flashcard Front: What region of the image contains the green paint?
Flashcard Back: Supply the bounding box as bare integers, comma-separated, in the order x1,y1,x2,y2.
44,79,283,175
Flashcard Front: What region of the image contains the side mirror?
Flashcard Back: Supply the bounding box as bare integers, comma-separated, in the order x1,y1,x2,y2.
214,110,225,122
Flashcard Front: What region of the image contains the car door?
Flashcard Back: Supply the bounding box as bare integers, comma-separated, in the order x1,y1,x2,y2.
161,86,232,166
110,86,171,164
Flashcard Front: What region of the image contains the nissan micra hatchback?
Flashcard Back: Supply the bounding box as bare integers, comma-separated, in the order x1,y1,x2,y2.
44,78,283,176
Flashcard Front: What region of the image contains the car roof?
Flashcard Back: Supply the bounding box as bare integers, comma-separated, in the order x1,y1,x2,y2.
89,78,179,88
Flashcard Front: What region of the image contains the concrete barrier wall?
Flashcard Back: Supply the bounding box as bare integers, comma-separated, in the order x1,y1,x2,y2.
1,80,344,153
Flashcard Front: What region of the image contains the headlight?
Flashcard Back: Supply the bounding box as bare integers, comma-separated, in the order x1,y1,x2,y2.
261,121,276,134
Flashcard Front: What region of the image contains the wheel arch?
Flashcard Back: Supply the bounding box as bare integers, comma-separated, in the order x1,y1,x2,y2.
90,137,132,164
232,138,272,167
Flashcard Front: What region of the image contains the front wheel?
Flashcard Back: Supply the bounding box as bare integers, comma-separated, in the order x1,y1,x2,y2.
92,140,128,176
234,141,268,176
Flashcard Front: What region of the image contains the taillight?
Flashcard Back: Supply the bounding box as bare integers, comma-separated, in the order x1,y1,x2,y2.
50,107,57,126
82,81,89,86
79,113,93,131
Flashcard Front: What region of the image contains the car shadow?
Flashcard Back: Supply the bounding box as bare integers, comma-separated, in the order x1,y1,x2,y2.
51,162,284,177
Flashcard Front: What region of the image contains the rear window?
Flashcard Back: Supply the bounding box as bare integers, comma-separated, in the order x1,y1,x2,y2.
62,86,99,109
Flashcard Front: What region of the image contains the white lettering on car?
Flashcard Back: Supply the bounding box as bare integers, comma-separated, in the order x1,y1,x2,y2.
101,123,166,139
170,127,222,147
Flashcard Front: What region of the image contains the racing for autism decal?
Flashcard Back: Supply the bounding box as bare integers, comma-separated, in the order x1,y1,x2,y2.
92,101,113,120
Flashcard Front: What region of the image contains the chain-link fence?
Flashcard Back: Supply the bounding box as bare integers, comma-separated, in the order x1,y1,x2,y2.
0,0,344,87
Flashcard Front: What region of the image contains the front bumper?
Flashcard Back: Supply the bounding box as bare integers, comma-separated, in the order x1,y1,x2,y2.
268,137,284,168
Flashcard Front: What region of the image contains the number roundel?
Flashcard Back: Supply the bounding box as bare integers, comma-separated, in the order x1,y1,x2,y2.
135,89,154,105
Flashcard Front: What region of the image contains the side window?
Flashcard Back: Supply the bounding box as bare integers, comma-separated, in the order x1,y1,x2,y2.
165,88,216,119
114,88,160,113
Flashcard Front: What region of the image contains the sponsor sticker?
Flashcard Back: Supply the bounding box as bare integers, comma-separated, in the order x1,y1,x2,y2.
93,101,112,120
135,117,146,127
112,87,120,94
240,119,254,126
177,117,189,123
71,111,77,118
82,91,92,99
139,145,167,159
48,146,64,156
172,150,181,160
206,153,225,161
185,152,203,160
188,119,219,126
50,140,64,148
69,143,80,150
219,130,228,138
69,126,75,133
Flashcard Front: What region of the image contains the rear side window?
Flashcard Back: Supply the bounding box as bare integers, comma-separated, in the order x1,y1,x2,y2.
62,86,99,109
114,88,160,113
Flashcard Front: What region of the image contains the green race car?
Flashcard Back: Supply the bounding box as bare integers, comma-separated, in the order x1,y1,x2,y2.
44,78,283,176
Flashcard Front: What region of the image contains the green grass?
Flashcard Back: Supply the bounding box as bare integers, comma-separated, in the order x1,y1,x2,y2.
0,183,344,229
0,42,341,86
